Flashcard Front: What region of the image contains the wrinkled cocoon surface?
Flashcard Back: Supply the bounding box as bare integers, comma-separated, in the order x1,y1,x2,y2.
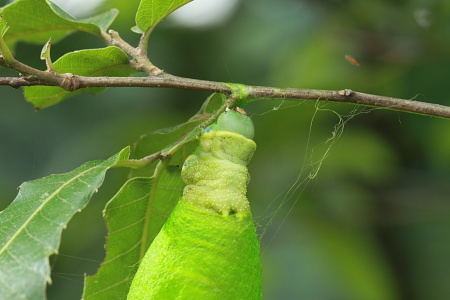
128,114,261,299
181,130,256,215
126,199,262,299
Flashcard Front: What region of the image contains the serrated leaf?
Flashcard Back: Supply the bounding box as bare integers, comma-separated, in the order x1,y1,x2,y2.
0,147,130,300
83,166,184,299
0,0,118,48
130,93,225,177
159,93,227,156
135,0,193,32
131,120,200,178
24,46,137,109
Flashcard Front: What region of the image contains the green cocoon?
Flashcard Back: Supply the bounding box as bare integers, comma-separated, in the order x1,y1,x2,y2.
126,199,262,299
211,109,255,139
181,130,256,215
127,109,261,299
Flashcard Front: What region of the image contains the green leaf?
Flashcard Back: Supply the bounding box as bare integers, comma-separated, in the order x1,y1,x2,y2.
130,93,225,177
0,15,8,37
40,39,54,71
80,8,120,32
83,166,184,299
131,25,144,34
131,122,199,178
0,0,118,48
0,15,13,65
135,0,193,33
0,147,130,300
24,46,137,109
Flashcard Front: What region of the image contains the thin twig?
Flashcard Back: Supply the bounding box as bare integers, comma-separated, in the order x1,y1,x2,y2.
101,30,162,76
113,151,162,169
112,95,235,169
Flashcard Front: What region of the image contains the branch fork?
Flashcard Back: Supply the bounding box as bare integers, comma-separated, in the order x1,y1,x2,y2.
1,30,450,119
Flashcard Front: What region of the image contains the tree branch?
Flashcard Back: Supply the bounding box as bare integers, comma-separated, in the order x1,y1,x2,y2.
1,68,449,119
1,26,449,119
244,87,450,119
101,30,162,76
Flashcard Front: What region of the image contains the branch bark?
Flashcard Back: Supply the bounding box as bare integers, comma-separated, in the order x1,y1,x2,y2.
1,70,449,119
1,29,449,119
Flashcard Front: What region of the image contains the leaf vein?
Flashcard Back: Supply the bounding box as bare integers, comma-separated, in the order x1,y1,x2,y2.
104,240,141,264
0,275,27,300
24,227,53,253
108,217,146,235
86,276,131,297
6,249,48,280
0,165,103,256
107,194,149,211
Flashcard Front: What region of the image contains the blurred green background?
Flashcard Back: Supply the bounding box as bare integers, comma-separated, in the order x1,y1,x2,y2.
1,0,450,299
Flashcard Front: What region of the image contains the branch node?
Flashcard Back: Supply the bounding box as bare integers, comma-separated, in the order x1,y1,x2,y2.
338,89,353,96
9,78,24,89
60,73,80,91
149,66,163,76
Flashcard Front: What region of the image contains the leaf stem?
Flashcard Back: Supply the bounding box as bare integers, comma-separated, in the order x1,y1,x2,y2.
138,28,152,57
113,151,162,169
112,95,236,170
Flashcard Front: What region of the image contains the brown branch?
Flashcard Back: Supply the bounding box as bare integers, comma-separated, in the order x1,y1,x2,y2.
1,68,449,118
1,27,450,119
245,87,450,119
0,56,79,90
101,30,162,76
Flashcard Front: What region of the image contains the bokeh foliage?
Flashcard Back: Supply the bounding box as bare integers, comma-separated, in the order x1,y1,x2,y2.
1,0,449,299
